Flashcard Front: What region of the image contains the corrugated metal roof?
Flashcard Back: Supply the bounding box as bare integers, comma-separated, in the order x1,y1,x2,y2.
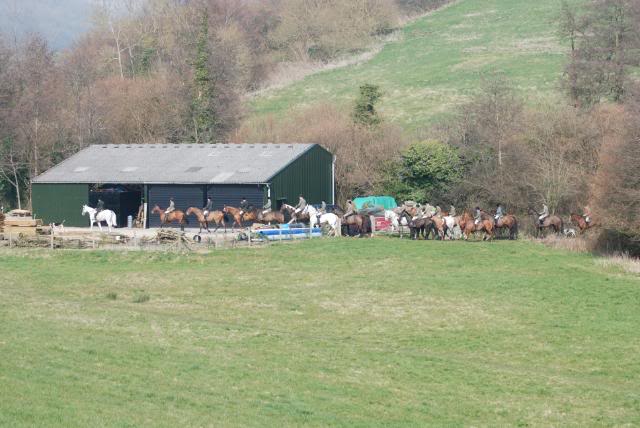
33,144,317,184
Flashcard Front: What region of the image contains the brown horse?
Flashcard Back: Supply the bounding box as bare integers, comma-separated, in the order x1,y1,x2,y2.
407,215,431,240
281,203,311,224
460,211,494,240
185,207,226,233
152,205,188,230
240,209,285,225
570,213,596,234
529,209,563,237
342,214,371,237
494,214,519,240
222,206,244,230
257,210,285,225
430,215,446,240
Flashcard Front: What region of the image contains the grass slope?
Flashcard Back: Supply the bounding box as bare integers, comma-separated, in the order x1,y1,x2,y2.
1,239,639,426
250,0,582,130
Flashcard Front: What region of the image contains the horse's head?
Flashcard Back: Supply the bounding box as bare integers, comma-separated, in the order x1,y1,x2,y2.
186,207,194,215
81,205,88,215
151,205,161,214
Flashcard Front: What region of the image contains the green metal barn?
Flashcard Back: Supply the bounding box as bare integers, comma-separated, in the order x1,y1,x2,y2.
32,143,335,227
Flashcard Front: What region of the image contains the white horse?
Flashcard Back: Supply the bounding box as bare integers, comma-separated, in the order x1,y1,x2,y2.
82,205,117,232
284,203,318,225
311,212,341,236
443,215,462,240
384,210,409,232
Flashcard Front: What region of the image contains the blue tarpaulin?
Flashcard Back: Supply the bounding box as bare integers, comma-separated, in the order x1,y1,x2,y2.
353,196,398,210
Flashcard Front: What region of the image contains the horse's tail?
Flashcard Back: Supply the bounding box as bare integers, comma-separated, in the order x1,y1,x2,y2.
183,213,189,225
112,212,117,227
513,217,519,239
560,217,564,235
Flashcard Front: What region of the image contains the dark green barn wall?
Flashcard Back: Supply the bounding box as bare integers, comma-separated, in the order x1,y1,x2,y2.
32,183,89,226
268,145,333,206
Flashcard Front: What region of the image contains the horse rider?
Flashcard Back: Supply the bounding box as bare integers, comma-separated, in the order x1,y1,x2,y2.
583,205,591,224
96,198,105,214
424,203,436,218
294,194,307,215
344,199,356,218
449,205,456,216
320,200,327,214
474,206,482,225
495,203,504,224
538,203,549,226
165,197,176,215
239,197,249,216
262,198,272,215
435,205,442,216
203,197,213,218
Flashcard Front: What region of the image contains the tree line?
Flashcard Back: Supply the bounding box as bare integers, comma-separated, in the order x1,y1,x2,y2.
0,0,449,208
1,0,638,244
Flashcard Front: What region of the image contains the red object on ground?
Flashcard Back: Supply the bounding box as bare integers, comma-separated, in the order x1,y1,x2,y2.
374,216,392,232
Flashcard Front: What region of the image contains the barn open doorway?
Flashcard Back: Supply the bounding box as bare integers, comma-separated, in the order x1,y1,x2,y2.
89,184,143,228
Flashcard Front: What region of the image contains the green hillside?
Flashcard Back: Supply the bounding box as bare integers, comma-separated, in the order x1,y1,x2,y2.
250,0,581,129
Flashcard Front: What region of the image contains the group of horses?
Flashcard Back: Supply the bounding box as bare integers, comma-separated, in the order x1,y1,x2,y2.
82,200,594,240
150,203,358,236
384,205,518,241
386,204,595,241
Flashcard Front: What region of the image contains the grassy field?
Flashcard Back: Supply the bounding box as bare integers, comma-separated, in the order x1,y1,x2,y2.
250,0,584,130
1,238,639,426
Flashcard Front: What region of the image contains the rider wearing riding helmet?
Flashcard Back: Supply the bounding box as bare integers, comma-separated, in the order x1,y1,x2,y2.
165,197,175,215
239,197,249,216
583,205,591,224
203,197,213,217
344,199,356,218
474,206,482,225
495,203,504,223
320,201,327,214
294,195,307,215
262,198,272,215
538,203,549,226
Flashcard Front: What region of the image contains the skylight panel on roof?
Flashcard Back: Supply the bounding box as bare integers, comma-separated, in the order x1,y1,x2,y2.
211,172,234,183
185,167,203,172
260,152,273,157
74,167,89,172
121,167,138,172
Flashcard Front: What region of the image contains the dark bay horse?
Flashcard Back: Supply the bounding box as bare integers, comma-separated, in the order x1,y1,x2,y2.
186,207,226,233
495,214,519,240
280,203,310,224
152,205,188,230
408,216,430,240
342,214,371,237
529,209,563,237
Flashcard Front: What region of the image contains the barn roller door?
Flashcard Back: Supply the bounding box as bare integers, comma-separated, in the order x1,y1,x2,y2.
207,185,264,211
147,185,205,228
